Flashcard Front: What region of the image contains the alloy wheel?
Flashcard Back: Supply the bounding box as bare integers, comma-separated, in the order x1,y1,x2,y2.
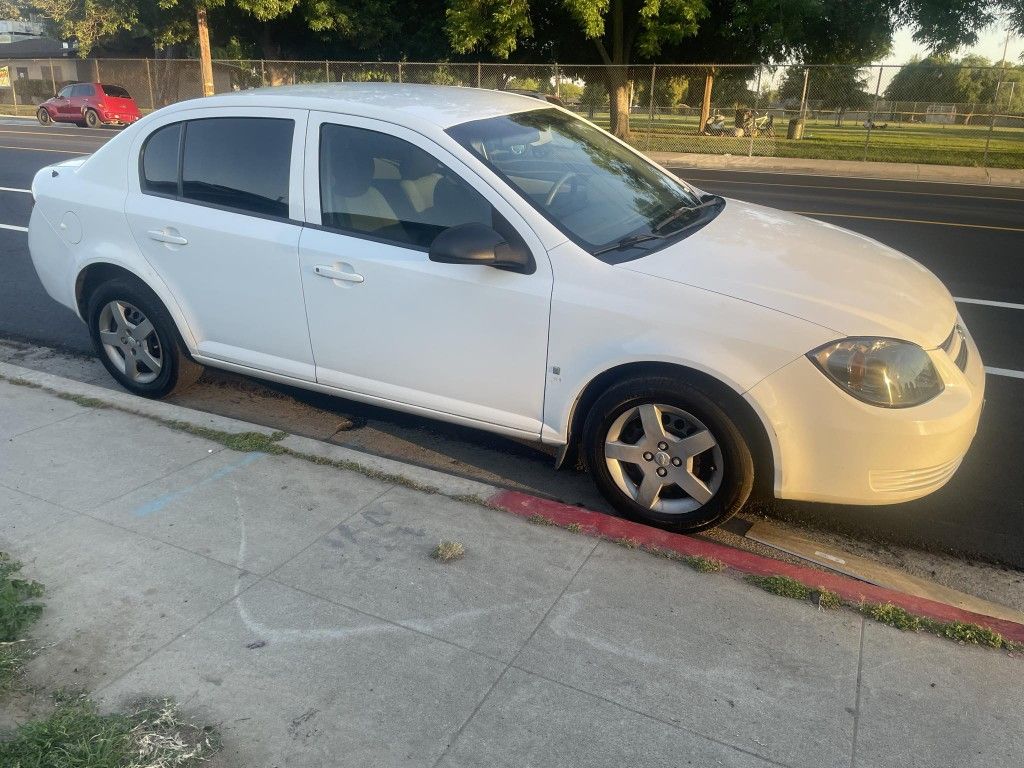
97,300,164,384
603,403,724,514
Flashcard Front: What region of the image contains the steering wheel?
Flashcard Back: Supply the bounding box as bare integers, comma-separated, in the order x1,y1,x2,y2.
544,172,578,207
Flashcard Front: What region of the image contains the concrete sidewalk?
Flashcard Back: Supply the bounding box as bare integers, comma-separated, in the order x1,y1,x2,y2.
1,377,1021,768
648,151,1024,186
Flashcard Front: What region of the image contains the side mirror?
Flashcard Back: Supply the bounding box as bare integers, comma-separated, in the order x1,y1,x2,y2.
429,223,533,274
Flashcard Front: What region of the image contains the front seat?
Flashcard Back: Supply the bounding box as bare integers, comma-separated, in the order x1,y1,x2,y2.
322,145,404,238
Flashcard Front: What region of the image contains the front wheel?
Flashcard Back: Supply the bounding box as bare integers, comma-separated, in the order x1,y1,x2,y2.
87,278,203,398
582,377,754,533
36,108,52,126
84,109,101,128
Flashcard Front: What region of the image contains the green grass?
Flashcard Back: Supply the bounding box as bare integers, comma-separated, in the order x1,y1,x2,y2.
0,554,45,691
579,110,1024,168
0,697,217,767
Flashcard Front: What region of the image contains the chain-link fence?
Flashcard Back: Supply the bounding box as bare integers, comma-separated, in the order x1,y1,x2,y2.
1,58,1021,169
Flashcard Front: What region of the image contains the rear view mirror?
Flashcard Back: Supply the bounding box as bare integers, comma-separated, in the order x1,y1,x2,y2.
429,223,533,274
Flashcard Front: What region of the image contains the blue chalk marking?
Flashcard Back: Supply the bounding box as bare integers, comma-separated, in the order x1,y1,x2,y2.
133,451,265,518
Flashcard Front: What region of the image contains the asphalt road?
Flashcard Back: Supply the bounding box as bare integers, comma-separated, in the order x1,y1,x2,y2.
1,118,1022,566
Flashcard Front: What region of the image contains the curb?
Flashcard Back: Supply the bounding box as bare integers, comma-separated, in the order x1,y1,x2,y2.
3,360,1023,645
647,151,1024,187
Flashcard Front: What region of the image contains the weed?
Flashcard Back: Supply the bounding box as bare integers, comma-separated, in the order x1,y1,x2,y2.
940,621,1004,648
814,588,843,610
56,392,110,409
431,540,465,562
745,574,813,600
0,554,44,643
526,513,556,526
614,537,641,549
565,522,583,533
0,554,44,689
860,602,923,632
684,555,726,573
0,697,218,767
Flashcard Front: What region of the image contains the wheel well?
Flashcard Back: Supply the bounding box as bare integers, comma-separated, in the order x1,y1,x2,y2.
562,362,775,498
75,263,143,319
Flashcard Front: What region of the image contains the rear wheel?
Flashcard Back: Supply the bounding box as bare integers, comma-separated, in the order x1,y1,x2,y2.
582,376,754,533
36,108,52,126
86,278,203,398
84,109,101,128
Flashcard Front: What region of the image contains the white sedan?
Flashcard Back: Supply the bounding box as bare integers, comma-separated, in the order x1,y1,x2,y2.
28,83,984,532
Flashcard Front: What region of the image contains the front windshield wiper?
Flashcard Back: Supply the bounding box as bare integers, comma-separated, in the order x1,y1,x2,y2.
592,232,665,256
652,194,723,233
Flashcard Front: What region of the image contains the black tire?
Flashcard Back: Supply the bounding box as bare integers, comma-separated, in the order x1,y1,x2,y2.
86,276,203,398
84,109,101,128
582,376,754,533
37,108,52,126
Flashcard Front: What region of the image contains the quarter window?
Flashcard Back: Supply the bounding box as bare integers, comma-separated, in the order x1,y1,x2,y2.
182,118,293,218
319,123,493,248
141,123,182,196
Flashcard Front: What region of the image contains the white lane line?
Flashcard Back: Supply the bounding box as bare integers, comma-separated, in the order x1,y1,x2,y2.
793,210,1024,233
0,223,28,232
0,186,31,194
987,367,1024,380
955,297,1024,312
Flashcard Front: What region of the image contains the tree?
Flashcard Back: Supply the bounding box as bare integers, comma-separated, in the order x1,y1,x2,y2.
447,0,706,139
780,65,872,124
30,0,140,56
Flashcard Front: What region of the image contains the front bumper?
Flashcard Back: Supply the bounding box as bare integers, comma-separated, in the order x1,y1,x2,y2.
746,324,985,505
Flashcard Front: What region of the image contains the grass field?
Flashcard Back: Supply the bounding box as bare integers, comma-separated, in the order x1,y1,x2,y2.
575,111,1024,168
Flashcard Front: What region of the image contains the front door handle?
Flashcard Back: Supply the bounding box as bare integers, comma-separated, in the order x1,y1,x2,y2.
314,265,364,283
147,229,188,246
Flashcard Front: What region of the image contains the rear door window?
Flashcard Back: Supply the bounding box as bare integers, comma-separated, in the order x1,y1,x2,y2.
71,84,94,98
101,85,131,98
181,117,293,218
140,123,182,196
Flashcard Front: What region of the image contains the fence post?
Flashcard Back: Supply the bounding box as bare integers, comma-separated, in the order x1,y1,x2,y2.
983,59,1009,167
862,66,882,162
748,67,762,157
476,62,482,88
397,61,403,83
553,63,560,98
325,60,330,82
699,69,712,134
48,58,56,95
260,60,266,87
144,57,154,110
646,65,656,149
799,67,810,121
10,70,18,116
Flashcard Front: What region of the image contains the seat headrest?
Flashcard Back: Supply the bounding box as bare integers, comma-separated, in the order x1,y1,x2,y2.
331,150,375,198
399,148,439,180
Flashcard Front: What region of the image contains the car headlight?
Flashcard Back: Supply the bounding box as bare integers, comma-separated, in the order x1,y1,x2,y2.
808,338,943,408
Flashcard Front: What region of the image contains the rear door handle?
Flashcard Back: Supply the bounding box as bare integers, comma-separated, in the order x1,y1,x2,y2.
314,265,364,283
147,229,188,246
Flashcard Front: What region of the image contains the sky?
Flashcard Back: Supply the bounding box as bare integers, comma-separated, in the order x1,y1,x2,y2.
884,24,1023,65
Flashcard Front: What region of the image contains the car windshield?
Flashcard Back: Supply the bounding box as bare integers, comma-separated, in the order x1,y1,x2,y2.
101,85,131,98
447,108,720,262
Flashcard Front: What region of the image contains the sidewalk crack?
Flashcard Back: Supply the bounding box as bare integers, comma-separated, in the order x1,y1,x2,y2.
850,615,866,768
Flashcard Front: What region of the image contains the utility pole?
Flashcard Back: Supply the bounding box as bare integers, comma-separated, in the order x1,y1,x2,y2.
197,6,215,97
983,25,1012,167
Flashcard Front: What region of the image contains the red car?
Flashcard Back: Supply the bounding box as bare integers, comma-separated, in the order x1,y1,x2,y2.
36,82,142,128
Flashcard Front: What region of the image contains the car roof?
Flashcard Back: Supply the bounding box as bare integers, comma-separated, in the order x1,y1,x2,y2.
169,83,551,129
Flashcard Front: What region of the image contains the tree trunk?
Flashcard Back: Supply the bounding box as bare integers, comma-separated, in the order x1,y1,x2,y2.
606,65,631,139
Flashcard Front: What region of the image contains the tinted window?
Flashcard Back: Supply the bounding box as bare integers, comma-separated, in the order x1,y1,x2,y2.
319,123,493,248
57,86,72,99
182,118,292,218
141,123,182,196
101,84,131,98
71,84,94,97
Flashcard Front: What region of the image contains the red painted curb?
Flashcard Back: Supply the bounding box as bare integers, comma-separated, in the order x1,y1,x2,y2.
488,489,1024,645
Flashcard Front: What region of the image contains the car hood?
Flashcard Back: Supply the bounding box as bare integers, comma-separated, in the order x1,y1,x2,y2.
622,198,956,348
